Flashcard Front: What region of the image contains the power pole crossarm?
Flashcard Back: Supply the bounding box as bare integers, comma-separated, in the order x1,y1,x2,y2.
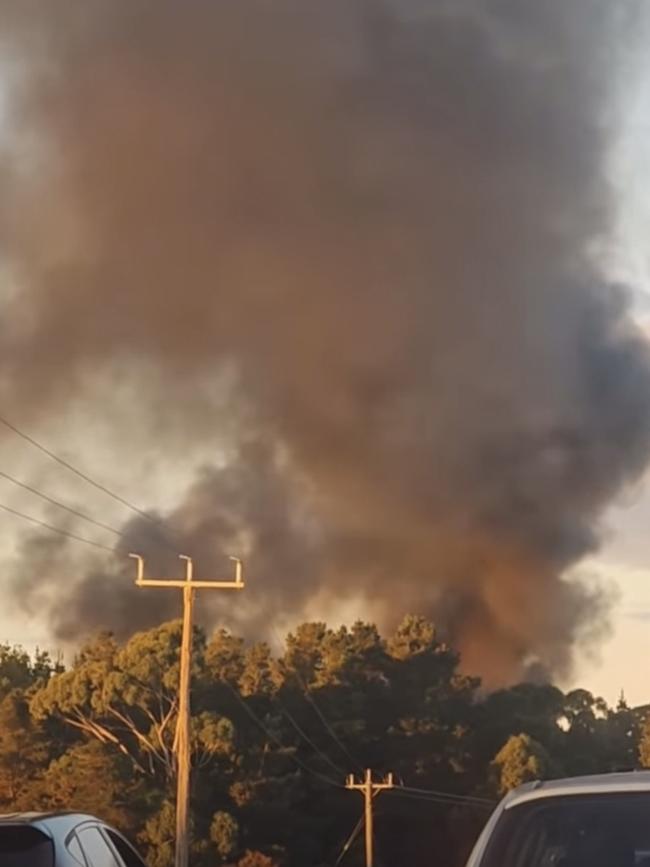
129,553,244,867
346,769,395,867
129,553,245,590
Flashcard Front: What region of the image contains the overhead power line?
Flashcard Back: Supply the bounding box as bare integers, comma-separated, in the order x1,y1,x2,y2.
0,501,116,553
272,625,363,772
0,468,126,538
274,694,346,777
399,785,495,806
335,815,364,866
297,675,364,772
223,680,341,789
388,790,492,811
387,788,495,811
0,414,179,552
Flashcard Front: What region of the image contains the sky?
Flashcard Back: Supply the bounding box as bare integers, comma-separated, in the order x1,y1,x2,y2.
568,54,650,707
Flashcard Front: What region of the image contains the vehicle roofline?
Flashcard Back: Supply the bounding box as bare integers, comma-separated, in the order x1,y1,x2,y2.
0,812,95,821
0,811,100,835
504,772,650,809
506,780,650,808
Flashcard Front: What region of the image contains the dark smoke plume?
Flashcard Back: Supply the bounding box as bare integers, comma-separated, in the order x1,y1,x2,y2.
1,0,650,683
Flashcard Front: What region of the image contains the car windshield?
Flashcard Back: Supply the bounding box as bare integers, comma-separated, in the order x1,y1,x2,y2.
0,826,54,867
480,793,650,867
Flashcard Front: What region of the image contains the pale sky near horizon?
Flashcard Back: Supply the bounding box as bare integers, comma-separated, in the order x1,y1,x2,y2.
577,47,650,707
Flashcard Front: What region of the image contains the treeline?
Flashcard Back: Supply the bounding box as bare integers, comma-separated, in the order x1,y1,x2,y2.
0,615,649,867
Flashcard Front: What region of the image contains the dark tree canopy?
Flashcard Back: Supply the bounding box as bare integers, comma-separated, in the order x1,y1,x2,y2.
0,616,646,867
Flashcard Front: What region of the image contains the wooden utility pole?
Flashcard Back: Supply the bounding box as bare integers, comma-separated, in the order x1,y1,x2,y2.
129,553,244,867
346,769,395,867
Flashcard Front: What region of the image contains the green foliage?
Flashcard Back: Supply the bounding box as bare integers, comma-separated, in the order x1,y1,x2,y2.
492,733,550,794
139,800,176,867
192,712,236,764
237,852,278,867
40,740,138,830
3,616,647,867
205,630,245,685
639,714,650,768
239,643,278,697
30,622,211,780
0,691,52,809
0,643,60,700
210,810,239,861
387,614,438,660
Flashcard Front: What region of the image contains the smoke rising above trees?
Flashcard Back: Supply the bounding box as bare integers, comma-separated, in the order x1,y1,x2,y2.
1,1,650,682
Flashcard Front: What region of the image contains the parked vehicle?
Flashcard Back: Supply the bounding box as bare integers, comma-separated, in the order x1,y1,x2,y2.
0,812,146,867
465,771,650,867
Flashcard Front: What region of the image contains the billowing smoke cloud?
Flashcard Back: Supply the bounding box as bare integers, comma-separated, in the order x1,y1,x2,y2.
1,0,649,684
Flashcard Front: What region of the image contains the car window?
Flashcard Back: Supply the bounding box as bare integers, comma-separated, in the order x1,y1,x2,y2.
78,826,122,867
0,826,54,867
480,794,650,867
67,832,88,866
104,830,147,867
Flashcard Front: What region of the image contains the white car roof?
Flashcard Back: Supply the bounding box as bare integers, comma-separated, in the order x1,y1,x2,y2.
505,771,650,809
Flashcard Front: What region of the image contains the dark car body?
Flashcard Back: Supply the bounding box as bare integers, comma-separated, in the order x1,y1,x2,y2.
0,812,147,867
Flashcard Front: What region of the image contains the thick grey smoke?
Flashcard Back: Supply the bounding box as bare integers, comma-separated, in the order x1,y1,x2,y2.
1,0,650,683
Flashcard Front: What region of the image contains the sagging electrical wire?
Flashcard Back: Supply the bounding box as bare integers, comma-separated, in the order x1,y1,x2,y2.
0,501,117,553
272,624,364,772
0,413,180,553
274,693,346,777
387,787,495,811
223,679,342,789
334,815,364,866
399,785,495,806
0,468,127,539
